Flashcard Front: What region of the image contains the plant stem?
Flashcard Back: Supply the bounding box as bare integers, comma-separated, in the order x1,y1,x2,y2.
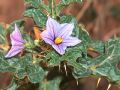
49,0,56,18
51,0,54,17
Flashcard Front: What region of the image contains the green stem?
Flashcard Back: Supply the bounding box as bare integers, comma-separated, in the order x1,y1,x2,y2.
51,0,54,17
104,41,108,55
49,0,56,18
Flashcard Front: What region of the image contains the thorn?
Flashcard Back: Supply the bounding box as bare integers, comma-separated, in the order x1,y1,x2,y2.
97,78,101,87
64,64,68,76
76,79,79,86
107,84,111,90
59,64,61,72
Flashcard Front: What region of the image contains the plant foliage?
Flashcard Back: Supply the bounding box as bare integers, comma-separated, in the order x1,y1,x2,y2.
0,0,120,90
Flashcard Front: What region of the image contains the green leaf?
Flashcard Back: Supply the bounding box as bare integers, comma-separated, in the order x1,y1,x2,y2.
45,51,60,66
71,38,120,85
25,0,43,8
60,15,74,23
0,53,45,83
0,54,31,72
39,78,61,90
24,9,47,27
88,40,105,53
94,38,120,83
69,60,92,78
60,45,83,61
26,65,45,83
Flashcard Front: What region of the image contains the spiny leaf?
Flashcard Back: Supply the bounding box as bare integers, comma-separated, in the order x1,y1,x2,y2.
60,45,83,61
0,54,32,72
71,38,120,85
45,51,60,66
0,53,45,83
26,65,45,83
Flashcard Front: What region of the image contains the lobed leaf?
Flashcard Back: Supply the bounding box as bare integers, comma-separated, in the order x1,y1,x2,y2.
0,53,45,83
71,38,120,85
26,65,45,83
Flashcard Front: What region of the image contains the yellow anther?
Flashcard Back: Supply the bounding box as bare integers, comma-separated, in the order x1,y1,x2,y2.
54,37,63,44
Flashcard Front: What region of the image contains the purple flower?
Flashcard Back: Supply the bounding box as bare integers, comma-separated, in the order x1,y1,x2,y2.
5,24,25,58
41,17,81,55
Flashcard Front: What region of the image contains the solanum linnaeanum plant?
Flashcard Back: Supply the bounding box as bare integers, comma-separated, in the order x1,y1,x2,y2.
0,0,120,90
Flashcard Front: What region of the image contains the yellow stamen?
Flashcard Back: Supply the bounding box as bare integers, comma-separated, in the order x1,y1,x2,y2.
54,37,63,44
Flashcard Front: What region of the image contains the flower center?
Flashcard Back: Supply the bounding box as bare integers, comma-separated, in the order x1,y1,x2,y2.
54,37,63,44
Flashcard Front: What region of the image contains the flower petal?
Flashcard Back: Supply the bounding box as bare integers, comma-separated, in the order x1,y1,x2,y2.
46,17,60,38
63,37,81,46
11,24,25,45
58,23,74,38
41,30,54,45
5,45,24,58
52,44,67,55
